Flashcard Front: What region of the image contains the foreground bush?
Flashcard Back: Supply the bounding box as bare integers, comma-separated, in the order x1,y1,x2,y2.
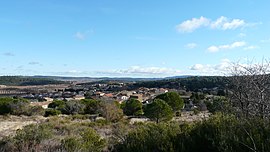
61,128,106,152
115,114,270,152
0,124,53,152
115,123,181,152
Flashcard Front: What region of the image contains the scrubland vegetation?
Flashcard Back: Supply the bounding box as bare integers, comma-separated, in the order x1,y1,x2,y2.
1,63,270,152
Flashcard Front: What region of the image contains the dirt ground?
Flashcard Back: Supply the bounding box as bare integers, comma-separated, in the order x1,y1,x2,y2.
0,115,47,140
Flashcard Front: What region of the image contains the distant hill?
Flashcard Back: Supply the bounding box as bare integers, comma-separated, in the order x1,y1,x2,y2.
0,76,65,86
128,76,228,91
33,75,164,83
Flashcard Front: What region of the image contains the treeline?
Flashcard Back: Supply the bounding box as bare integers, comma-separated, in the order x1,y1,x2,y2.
129,76,228,91
0,76,64,86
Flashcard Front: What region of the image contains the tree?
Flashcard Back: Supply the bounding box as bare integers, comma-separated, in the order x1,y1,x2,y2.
205,97,230,114
62,100,85,115
229,60,270,119
81,99,100,114
99,102,124,122
48,100,65,109
155,92,184,112
122,98,143,116
144,99,173,123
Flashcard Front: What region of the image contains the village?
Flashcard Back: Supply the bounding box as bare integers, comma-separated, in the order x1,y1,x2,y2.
0,81,220,112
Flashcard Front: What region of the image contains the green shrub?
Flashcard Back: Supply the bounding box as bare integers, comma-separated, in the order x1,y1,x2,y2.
62,100,85,115
0,98,12,115
99,102,123,123
115,114,270,152
61,128,106,152
0,97,30,115
27,106,45,116
61,137,82,152
81,99,100,114
45,109,61,117
115,123,181,152
48,100,65,109
2,124,53,152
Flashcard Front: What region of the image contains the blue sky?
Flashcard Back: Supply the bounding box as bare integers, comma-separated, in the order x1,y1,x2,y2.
0,0,270,77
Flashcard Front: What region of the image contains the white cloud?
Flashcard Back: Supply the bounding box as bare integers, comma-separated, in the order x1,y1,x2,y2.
207,46,219,53
210,16,228,29
190,59,231,75
176,16,210,33
207,41,246,53
210,16,246,30
51,70,91,76
177,16,248,33
185,43,197,49
190,64,204,70
116,66,181,75
75,32,86,40
231,41,246,48
51,66,182,77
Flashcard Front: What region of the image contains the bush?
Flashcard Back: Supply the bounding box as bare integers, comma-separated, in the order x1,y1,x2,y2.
61,137,82,152
115,114,270,152
62,100,85,115
48,100,65,109
0,98,12,115
61,128,106,152
45,109,61,117
0,97,30,116
99,102,123,123
1,124,53,152
81,99,100,114
28,106,45,116
115,123,181,152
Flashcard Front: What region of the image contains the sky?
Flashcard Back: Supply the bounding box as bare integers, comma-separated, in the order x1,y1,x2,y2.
0,0,270,77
